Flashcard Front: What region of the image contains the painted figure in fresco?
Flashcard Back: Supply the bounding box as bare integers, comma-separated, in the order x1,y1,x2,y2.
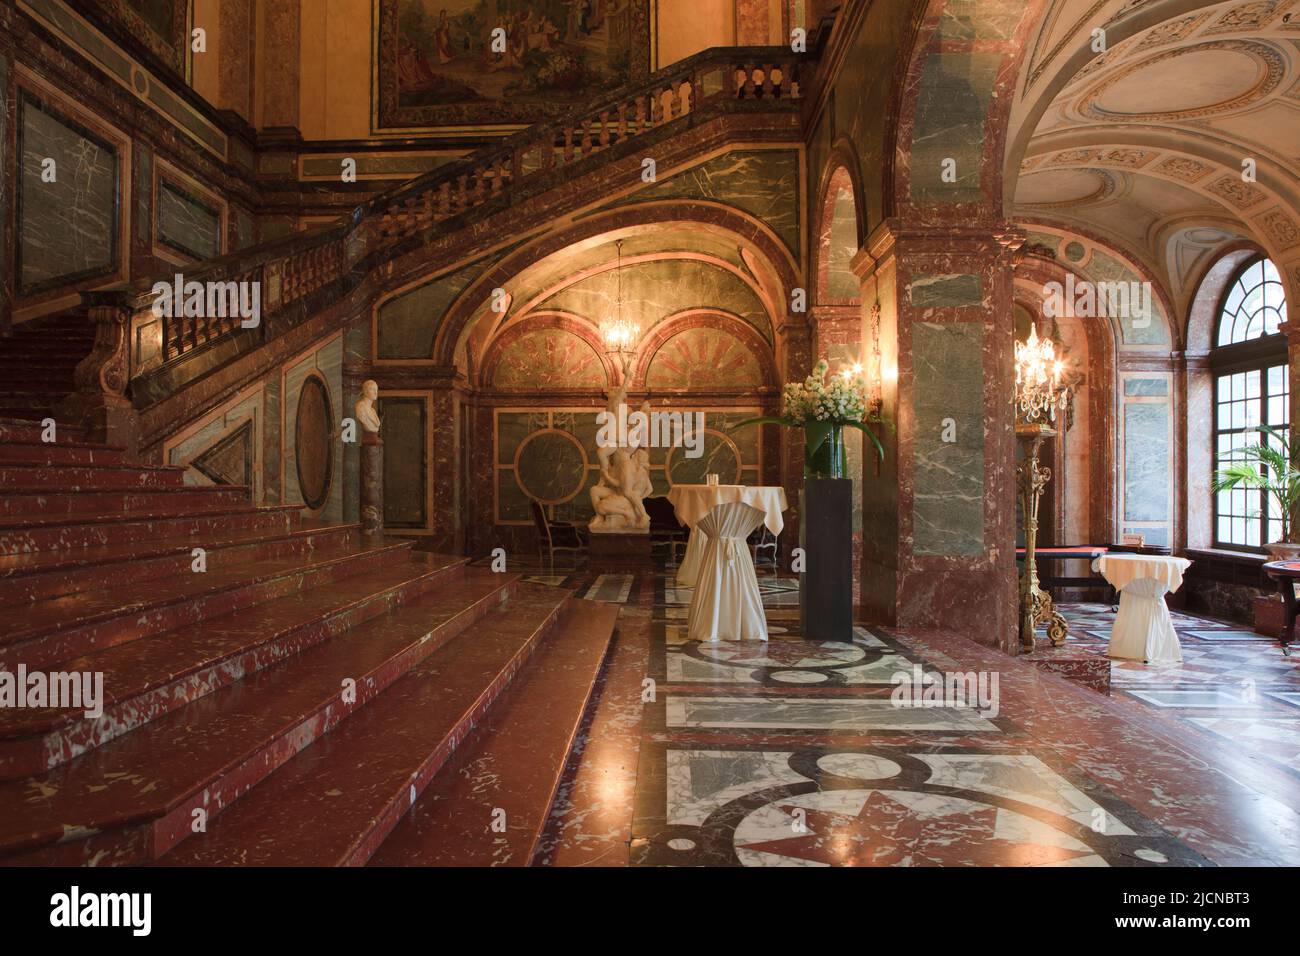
355,380,382,435
434,9,455,64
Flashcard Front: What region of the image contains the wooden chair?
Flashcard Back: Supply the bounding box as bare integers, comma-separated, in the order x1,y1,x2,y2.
645,495,688,565
748,523,779,571
530,500,587,565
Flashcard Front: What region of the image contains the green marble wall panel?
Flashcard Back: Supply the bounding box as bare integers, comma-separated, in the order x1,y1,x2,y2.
909,273,983,308
600,150,800,260
495,407,761,524
912,322,985,555
379,396,427,528
17,93,119,294
156,178,221,259
908,53,1002,204
167,390,264,503
1124,402,1170,523
377,254,496,359
827,189,859,299
1085,250,1167,346
1124,378,1168,397
542,259,772,344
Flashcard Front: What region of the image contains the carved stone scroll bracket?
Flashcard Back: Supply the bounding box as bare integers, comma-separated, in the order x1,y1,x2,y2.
55,306,140,455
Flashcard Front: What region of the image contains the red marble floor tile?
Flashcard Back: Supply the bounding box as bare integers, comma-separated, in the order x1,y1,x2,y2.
157,583,573,867
0,568,517,866
888,628,1300,866
370,598,618,867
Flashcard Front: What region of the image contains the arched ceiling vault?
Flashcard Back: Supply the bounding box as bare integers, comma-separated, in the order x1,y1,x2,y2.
1005,0,1300,307
448,217,791,376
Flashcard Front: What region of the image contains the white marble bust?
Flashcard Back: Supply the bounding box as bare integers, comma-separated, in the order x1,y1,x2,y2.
355,380,381,435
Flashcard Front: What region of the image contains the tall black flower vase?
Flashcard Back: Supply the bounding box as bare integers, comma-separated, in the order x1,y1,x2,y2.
799,478,854,642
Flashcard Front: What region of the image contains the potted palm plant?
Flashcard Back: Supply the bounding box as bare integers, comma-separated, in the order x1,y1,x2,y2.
1211,423,1300,562
1212,423,1300,637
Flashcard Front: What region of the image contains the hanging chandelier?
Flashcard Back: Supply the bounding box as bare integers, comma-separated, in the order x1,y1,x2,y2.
1014,323,1071,424
601,240,639,364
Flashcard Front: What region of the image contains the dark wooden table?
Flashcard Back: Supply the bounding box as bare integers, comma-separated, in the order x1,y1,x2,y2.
1260,561,1299,656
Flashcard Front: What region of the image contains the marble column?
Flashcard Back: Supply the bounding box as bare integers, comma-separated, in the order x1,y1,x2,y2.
852,220,1019,651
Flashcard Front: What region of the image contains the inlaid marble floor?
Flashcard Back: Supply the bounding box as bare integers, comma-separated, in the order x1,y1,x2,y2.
535,568,1300,867
1053,602,1300,777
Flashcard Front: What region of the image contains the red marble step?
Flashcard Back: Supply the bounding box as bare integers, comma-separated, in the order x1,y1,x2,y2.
0,462,187,490
0,419,87,444
0,556,480,789
370,598,618,867
0,440,127,465
0,504,300,555
0,485,252,518
0,520,358,606
0,567,511,866
0,534,417,672
157,582,572,867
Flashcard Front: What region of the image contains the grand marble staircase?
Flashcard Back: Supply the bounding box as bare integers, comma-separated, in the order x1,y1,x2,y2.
0,419,618,866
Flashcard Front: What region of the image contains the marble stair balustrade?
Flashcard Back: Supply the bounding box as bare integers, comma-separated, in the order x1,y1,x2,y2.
7,47,808,452
0,313,95,422
0,421,618,866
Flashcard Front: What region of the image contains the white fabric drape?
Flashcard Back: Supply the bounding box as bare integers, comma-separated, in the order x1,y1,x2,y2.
1092,554,1192,663
669,485,788,587
687,502,769,642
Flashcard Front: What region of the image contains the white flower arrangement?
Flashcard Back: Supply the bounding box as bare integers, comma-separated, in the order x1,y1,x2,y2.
781,359,868,425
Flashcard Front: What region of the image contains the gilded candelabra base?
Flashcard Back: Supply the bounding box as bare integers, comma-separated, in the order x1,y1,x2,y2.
1017,422,1069,652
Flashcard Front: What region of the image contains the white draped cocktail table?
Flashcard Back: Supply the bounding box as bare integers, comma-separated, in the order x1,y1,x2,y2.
667,484,788,588
1091,553,1192,662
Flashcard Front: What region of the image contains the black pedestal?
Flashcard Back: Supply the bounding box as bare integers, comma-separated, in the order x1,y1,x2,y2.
799,478,854,642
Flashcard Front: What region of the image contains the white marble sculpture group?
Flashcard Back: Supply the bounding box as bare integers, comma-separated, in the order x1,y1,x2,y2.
589,382,652,532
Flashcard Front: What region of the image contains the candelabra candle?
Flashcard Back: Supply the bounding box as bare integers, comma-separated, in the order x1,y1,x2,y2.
1015,325,1071,424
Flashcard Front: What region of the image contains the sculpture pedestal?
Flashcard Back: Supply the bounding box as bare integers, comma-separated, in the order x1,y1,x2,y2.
360,432,384,535
588,528,653,569
800,478,854,642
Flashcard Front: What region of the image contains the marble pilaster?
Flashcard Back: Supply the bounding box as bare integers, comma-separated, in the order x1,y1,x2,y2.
853,220,1018,651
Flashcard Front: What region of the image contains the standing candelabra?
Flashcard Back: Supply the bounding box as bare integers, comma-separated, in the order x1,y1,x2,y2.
1017,422,1067,650
1015,324,1072,652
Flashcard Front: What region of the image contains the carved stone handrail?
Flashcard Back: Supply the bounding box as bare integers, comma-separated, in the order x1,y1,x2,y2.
69,47,809,438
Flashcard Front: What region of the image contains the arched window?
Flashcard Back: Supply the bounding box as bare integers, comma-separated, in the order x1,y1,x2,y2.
1212,256,1290,549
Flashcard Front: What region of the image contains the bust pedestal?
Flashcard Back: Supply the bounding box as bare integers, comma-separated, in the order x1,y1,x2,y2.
588,527,654,568
360,431,384,535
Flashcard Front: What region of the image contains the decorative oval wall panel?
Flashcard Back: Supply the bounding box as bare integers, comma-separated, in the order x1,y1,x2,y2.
295,373,334,511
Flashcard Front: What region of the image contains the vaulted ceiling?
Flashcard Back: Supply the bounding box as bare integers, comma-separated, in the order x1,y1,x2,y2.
1006,0,1300,318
